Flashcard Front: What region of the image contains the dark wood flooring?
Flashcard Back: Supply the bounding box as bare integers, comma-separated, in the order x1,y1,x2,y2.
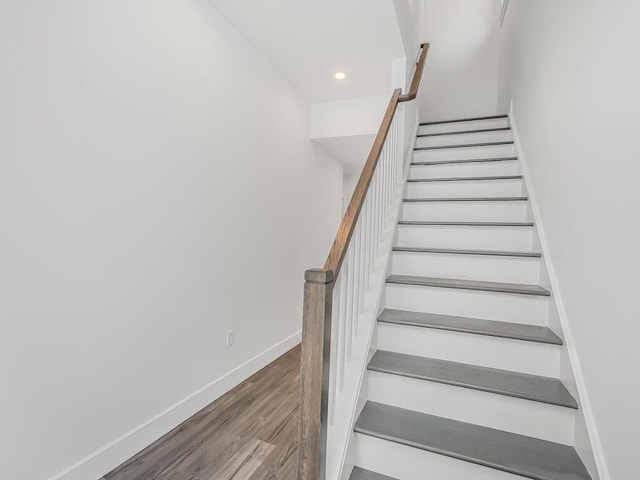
102,345,301,480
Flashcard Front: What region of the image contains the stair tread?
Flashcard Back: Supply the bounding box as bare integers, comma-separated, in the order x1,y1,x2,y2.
393,246,541,258
386,275,551,296
415,141,514,151
398,220,534,227
378,309,562,344
407,175,522,183
354,402,591,480
404,196,527,202
349,467,398,480
369,350,576,408
420,114,508,126
411,156,518,166
417,127,512,137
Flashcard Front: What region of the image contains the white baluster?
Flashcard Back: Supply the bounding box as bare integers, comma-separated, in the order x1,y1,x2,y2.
385,144,390,225
361,198,369,300
365,195,372,292
396,117,401,190
371,171,378,258
358,214,366,312
380,159,385,238
380,149,385,220
351,223,361,335
383,145,388,217
345,243,354,360
391,122,396,200
374,167,382,246
328,274,341,425
338,265,347,392
392,118,398,198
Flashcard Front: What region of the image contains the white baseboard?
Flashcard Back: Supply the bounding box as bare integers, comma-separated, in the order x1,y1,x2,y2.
508,105,610,480
49,331,302,480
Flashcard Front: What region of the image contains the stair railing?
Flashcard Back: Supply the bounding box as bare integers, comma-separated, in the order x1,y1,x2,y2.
298,43,429,480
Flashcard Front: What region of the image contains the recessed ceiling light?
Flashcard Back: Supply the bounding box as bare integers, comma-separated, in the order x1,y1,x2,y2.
334,71,346,81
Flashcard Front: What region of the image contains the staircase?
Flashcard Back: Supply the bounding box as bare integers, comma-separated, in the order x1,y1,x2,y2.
347,115,592,480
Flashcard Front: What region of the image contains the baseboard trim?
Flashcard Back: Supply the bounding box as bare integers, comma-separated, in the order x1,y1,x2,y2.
508,105,610,480
49,331,302,480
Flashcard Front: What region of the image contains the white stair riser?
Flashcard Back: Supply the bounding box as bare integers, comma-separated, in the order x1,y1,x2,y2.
405,179,524,198
415,130,513,148
354,433,529,480
367,372,575,444
410,161,520,178
395,225,535,250
390,252,541,284
413,144,515,162
418,118,510,135
384,284,550,325
376,322,559,376
400,201,529,222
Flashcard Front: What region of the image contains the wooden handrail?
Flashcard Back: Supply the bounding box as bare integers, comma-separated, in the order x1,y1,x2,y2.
399,42,430,102
322,42,430,277
298,43,429,480
323,88,401,276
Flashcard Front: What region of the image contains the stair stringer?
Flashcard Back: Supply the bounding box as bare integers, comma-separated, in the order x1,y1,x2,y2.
327,114,418,480
509,106,607,480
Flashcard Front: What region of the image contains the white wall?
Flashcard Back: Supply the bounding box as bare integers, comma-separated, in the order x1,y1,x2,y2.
310,95,390,139
392,1,423,165
393,0,425,84
310,94,388,177
0,1,343,479
419,0,502,121
499,1,640,478
342,175,360,214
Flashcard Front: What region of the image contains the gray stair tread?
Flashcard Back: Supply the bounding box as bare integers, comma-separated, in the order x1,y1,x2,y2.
349,467,398,480
355,402,591,480
415,141,514,151
369,350,576,408
386,275,551,296
407,175,522,182
393,246,541,258
411,156,518,166
404,196,527,202
398,220,534,227
417,127,511,137
378,309,562,345
420,114,508,126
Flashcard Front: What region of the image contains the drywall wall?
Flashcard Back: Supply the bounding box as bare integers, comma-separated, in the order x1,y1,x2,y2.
499,1,640,478
310,95,390,140
392,1,423,164
310,94,388,176
342,174,363,214
0,1,343,479
419,0,501,121
393,0,425,84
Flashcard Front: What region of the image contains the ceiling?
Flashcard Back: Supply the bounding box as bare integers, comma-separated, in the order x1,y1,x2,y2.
208,0,405,103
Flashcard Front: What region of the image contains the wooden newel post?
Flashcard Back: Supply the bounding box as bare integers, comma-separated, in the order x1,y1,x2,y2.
298,268,335,480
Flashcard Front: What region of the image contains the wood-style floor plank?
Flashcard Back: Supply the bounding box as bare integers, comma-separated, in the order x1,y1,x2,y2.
103,345,301,480
214,439,276,480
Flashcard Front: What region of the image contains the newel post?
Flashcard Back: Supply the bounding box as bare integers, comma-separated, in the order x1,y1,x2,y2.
298,268,335,480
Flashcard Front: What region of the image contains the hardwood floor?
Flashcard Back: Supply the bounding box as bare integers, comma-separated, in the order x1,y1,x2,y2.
102,345,301,480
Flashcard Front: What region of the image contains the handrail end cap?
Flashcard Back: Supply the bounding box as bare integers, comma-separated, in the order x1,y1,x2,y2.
305,269,334,284
398,93,417,103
